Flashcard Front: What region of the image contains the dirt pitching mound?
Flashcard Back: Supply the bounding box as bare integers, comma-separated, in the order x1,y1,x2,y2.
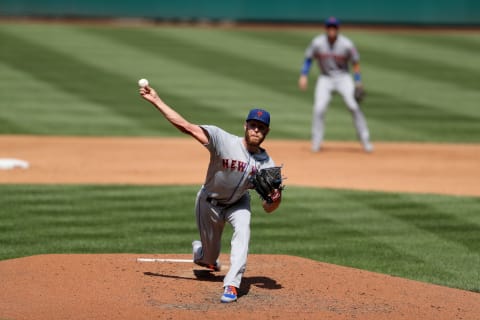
0,254,478,320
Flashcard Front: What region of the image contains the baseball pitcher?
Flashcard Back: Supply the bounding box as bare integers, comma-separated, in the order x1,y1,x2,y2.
139,84,282,303
299,16,373,153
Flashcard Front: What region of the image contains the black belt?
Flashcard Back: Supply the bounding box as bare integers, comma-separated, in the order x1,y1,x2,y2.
206,197,229,207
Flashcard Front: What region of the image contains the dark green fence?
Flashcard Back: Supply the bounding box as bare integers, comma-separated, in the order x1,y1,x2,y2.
1,0,479,25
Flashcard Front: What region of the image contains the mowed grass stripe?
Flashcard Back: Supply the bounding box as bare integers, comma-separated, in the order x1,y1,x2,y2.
153,27,303,74
79,25,310,136
347,191,480,250
365,91,480,142
0,29,167,135
383,196,480,252
0,113,30,134
0,62,141,135
86,27,303,101
141,28,301,98
0,185,199,255
3,24,311,137
357,63,480,121
269,189,467,287
339,191,479,289
356,34,480,119
255,192,439,278
394,33,480,67
0,26,245,136
359,45,480,92
80,26,313,137
426,195,480,227
2,184,479,291
352,32,480,75
287,188,479,291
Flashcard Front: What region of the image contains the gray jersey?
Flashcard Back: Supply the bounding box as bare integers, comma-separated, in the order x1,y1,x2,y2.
304,34,359,76
201,125,275,205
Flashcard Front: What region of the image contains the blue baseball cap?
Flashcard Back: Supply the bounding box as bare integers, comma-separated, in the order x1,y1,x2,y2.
325,16,340,28
246,108,270,127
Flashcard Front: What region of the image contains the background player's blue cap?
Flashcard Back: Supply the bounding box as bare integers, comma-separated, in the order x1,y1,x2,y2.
246,108,270,127
325,16,340,28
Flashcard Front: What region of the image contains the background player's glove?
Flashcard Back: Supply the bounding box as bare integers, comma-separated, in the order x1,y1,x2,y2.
250,166,284,204
354,83,366,103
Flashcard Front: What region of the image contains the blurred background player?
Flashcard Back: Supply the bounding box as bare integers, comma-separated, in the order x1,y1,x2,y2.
298,16,373,153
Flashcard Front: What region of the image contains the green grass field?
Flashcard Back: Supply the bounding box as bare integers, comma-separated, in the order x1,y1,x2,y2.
0,22,479,292
1,23,480,140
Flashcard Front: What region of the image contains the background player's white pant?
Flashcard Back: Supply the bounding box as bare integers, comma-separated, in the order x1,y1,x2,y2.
194,189,250,288
312,73,371,151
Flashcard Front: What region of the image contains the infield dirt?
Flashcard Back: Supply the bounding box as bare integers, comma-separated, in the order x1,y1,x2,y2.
0,135,479,319
1,135,480,196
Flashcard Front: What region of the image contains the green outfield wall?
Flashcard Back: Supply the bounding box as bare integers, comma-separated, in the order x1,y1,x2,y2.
1,0,479,25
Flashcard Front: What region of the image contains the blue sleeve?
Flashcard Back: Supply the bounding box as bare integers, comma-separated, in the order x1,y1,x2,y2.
301,58,312,75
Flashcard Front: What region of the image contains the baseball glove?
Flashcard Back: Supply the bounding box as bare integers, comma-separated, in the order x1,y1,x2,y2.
354,84,366,103
250,166,284,203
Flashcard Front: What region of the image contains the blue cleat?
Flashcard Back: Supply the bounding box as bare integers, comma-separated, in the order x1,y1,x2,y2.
220,285,238,303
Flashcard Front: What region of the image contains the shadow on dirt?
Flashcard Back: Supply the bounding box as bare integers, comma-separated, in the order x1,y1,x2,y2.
144,270,283,297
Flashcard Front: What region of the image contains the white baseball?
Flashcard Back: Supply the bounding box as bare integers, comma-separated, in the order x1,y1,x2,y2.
138,78,149,87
